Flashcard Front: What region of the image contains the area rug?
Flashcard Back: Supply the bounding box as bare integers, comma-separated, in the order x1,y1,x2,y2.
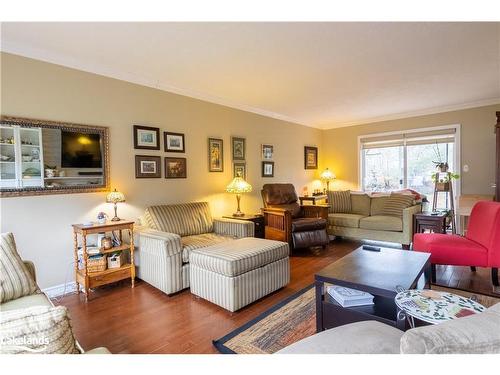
213,284,500,354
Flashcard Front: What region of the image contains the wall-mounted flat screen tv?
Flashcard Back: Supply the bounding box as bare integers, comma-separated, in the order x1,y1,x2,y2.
61,131,103,168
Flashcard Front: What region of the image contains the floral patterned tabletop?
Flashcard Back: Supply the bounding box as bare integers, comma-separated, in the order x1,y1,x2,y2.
395,289,486,325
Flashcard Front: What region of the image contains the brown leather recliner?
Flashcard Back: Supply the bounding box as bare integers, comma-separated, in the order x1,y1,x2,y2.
261,183,330,252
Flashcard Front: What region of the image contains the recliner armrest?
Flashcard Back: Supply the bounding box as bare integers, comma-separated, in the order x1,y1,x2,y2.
261,207,289,214
302,205,329,219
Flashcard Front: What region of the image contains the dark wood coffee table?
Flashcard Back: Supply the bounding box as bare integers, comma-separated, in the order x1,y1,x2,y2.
315,246,431,332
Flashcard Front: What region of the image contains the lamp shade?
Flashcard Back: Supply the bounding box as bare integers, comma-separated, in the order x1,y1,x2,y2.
225,176,252,194
320,168,336,181
106,188,125,203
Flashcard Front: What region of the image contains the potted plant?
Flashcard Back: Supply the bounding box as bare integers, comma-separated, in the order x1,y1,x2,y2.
431,171,460,191
432,143,450,172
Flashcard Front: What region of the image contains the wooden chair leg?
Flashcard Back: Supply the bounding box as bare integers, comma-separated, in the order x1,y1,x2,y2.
492,268,499,287
431,264,437,283
470,266,477,272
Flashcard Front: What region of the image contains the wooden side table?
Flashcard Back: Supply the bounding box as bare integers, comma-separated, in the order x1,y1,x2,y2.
299,194,328,205
222,214,265,238
72,220,135,302
414,212,447,234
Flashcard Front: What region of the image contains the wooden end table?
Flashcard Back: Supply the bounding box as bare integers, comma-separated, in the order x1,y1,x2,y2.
72,220,135,302
222,214,265,238
414,212,447,234
299,194,328,205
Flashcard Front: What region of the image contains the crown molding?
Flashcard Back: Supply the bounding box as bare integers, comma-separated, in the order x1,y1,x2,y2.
0,41,314,128
2,41,499,131
317,97,500,129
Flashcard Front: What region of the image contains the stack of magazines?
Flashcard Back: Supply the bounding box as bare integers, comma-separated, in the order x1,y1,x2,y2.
327,285,374,307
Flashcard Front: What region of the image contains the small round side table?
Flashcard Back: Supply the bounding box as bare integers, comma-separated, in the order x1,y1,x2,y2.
395,289,486,328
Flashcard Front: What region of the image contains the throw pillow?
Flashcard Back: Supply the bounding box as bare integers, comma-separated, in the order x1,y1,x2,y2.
400,303,500,354
327,190,352,213
0,305,80,354
0,232,38,303
380,194,415,218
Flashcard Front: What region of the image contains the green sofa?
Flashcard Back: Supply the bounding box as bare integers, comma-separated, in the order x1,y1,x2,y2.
327,192,421,247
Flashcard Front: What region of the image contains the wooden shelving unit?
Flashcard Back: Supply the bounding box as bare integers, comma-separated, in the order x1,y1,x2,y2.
72,220,135,302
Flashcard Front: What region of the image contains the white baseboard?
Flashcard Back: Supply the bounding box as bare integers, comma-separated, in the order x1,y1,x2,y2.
42,282,78,299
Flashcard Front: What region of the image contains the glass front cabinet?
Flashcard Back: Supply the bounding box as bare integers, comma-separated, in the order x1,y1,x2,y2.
0,125,44,188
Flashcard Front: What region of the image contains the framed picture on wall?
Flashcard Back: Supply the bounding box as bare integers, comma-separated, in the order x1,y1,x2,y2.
262,144,274,160
233,162,246,179
304,146,318,169
262,161,274,177
208,138,224,172
165,157,187,178
231,137,246,161
135,155,161,178
164,132,185,153
133,125,160,150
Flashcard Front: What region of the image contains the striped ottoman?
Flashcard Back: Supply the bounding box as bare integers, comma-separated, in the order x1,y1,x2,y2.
189,237,290,312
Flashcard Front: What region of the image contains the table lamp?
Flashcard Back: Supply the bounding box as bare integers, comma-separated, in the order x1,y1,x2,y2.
106,188,125,221
320,168,336,192
225,175,252,217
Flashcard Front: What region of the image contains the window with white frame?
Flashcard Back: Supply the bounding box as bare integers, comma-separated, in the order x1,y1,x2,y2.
359,126,459,208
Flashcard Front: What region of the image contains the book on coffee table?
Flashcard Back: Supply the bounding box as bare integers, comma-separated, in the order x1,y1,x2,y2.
327,285,374,307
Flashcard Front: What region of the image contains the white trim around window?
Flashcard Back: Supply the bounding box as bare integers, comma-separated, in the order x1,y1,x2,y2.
357,124,461,218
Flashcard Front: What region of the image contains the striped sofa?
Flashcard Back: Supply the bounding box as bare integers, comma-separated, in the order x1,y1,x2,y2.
137,202,255,295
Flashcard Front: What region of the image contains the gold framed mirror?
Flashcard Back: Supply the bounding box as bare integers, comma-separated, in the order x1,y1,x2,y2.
0,116,110,197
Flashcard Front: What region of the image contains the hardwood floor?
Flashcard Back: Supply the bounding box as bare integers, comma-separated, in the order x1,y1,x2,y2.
55,239,497,354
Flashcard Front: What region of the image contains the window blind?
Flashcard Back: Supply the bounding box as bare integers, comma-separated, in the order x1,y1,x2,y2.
360,128,456,149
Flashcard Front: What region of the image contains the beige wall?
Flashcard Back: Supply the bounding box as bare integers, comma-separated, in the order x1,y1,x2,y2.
323,104,500,194
0,53,323,289
2,51,499,290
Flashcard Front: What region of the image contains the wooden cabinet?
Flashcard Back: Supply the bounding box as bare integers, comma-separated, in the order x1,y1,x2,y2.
0,125,44,189
72,220,135,301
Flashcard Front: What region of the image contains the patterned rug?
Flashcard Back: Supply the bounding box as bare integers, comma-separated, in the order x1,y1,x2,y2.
213,285,500,354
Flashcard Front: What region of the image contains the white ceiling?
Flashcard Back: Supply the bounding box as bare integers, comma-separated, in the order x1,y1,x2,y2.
1,22,499,129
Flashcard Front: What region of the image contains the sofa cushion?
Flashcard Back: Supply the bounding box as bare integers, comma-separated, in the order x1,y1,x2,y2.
0,233,39,303
0,293,52,312
351,193,371,216
327,190,352,213
359,215,403,232
328,213,366,228
370,196,390,216
190,238,289,277
413,233,488,267
380,193,415,218
0,305,79,354
292,217,327,232
181,233,234,263
144,202,213,236
400,303,500,354
277,321,403,354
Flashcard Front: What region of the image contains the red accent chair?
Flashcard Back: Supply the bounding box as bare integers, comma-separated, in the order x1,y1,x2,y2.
413,201,500,287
